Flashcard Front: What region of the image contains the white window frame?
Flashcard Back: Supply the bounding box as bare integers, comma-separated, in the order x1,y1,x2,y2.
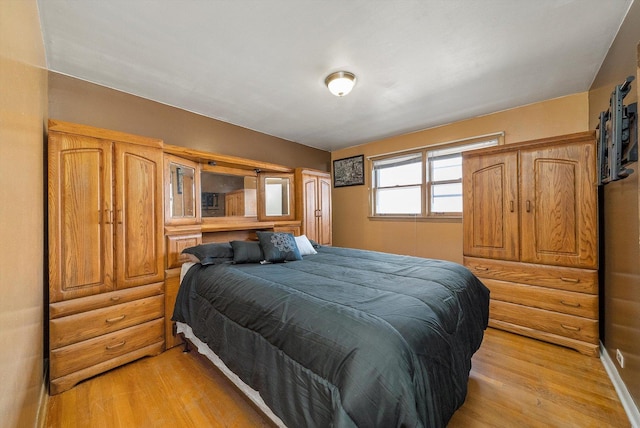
369,133,503,219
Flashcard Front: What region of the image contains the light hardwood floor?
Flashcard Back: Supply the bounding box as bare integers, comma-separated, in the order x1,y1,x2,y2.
46,328,630,427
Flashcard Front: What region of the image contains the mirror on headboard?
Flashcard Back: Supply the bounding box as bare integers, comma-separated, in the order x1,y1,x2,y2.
164,155,201,225
201,171,257,218
258,173,295,221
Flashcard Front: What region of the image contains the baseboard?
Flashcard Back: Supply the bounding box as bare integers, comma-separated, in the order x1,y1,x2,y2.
600,342,640,428
36,362,48,428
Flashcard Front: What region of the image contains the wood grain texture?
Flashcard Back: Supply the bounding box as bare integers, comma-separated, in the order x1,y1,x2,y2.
294,168,332,245
45,328,629,427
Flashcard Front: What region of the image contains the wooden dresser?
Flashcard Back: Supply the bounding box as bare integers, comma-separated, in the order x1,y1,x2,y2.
462,132,599,356
48,120,165,394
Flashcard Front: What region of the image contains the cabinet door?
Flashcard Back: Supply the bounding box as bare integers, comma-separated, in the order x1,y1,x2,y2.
463,151,519,260
48,132,114,302
317,175,332,245
520,141,597,268
301,174,319,241
114,142,164,289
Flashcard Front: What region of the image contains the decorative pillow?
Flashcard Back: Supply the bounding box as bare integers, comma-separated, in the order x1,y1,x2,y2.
295,235,317,256
230,240,264,264
182,242,234,260
257,231,302,263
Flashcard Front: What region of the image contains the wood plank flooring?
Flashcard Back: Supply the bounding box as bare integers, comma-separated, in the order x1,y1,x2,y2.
46,328,630,427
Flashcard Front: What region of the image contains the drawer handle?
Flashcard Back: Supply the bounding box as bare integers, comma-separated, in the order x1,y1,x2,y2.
110,296,121,302
561,324,581,332
106,315,126,323
474,266,489,271
560,300,581,308
560,277,580,283
106,341,126,350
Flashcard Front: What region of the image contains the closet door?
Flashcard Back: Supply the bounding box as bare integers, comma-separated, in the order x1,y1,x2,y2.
301,174,319,241
519,141,597,268
114,142,164,289
317,175,332,245
462,150,519,261
48,132,114,302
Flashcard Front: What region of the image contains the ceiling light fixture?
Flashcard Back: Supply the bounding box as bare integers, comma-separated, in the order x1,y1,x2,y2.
325,71,357,97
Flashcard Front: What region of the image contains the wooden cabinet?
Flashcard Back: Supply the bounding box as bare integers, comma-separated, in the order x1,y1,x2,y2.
462,132,599,356
295,168,332,245
48,120,165,393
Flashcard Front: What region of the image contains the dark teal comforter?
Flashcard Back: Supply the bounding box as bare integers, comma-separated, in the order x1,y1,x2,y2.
173,246,489,427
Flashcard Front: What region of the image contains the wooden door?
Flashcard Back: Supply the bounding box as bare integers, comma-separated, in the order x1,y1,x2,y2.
317,175,332,245
48,132,114,302
114,142,164,289
463,151,519,261
301,174,319,241
519,141,597,268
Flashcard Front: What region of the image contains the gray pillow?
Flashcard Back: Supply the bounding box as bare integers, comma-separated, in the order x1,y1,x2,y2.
230,240,264,264
182,242,234,265
256,231,302,263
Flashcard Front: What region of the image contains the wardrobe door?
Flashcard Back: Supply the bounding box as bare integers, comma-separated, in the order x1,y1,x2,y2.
519,141,597,268
113,142,164,289
317,175,332,245
463,151,519,261
48,132,114,302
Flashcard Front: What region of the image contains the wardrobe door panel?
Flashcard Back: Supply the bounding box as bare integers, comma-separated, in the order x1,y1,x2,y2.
520,142,597,268
463,151,519,261
114,143,164,289
49,133,114,302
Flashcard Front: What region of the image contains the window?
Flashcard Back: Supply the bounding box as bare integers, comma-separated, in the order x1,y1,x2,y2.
371,135,502,218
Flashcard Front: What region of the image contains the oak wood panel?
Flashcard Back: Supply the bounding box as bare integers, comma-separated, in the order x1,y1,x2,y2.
45,328,629,427
48,131,114,302
520,140,597,268
49,282,163,319
463,151,519,260
490,300,598,344
49,342,165,396
464,257,598,294
50,295,164,348
48,119,163,149
273,225,301,236
165,269,183,350
50,319,164,379
482,278,598,318
115,142,164,289
488,319,600,357
295,168,332,245
166,233,202,269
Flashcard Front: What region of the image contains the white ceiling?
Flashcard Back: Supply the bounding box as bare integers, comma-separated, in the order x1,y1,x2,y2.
37,0,633,152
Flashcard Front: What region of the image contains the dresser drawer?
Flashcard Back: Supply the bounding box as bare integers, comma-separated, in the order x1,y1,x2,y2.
483,278,598,319
50,295,164,348
50,318,164,379
490,300,598,344
465,257,597,294
49,282,163,319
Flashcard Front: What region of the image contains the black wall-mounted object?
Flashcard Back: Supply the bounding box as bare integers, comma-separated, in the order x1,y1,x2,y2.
597,76,638,185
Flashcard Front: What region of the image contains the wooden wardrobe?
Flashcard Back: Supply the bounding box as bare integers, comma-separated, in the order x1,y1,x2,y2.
295,168,332,245
48,120,165,394
462,131,599,356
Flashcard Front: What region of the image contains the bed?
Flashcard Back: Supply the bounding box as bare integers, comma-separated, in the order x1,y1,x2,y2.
172,233,489,428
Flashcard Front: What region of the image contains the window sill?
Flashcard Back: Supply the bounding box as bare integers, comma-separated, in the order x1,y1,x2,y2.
368,215,461,223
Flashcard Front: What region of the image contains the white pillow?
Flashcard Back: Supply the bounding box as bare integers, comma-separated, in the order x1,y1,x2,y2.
295,235,317,256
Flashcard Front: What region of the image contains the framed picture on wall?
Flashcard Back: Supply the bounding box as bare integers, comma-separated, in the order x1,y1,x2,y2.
333,154,365,187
